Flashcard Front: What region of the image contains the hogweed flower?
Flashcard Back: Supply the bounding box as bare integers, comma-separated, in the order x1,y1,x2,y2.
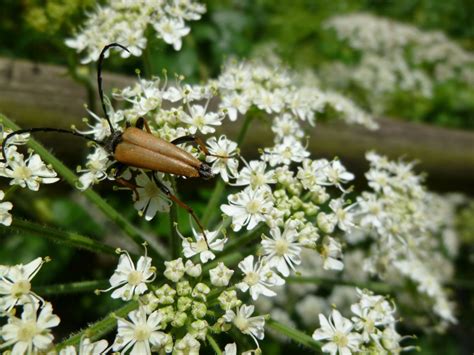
236,256,284,300
224,305,265,347
0,257,46,312
112,307,170,354
103,249,156,301
313,309,362,355
0,302,60,354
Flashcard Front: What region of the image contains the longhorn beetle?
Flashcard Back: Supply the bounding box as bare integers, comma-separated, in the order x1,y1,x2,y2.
1,43,220,246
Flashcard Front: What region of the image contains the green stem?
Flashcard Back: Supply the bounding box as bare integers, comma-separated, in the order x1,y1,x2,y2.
201,114,254,227
0,114,166,261
35,280,108,296
3,185,19,200
201,180,225,227
266,318,321,351
206,334,223,355
210,223,266,266
6,218,117,256
287,276,393,294
56,301,138,350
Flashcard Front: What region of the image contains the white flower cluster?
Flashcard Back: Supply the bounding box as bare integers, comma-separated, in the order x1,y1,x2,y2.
0,258,63,354
100,249,265,353
313,289,412,354
216,59,377,129
323,12,474,113
352,152,460,325
0,127,59,217
0,257,112,354
66,0,206,63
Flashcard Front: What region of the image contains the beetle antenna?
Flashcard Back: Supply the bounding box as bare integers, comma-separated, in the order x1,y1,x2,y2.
1,128,100,163
97,43,130,134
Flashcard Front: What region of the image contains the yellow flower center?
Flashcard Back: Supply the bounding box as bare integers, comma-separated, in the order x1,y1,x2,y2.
11,280,31,298
333,331,348,348
127,271,143,286
17,321,38,342
233,315,249,332
274,239,289,256
133,325,151,341
244,271,260,286
246,199,261,214
13,165,32,180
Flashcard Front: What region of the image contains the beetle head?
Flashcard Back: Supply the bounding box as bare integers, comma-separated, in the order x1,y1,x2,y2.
198,163,214,180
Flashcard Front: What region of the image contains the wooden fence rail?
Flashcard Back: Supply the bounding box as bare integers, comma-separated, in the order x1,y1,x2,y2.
1,57,473,194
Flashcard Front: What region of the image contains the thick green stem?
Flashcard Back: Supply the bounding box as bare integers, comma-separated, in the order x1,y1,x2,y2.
266,318,321,351
0,114,166,261
56,301,138,350
206,334,223,355
201,114,254,227
5,218,117,256
287,276,393,294
35,280,108,296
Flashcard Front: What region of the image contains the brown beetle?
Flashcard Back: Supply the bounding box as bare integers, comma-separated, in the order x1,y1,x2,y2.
1,43,216,245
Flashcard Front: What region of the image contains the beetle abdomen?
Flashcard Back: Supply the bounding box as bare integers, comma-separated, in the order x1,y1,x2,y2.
122,128,201,169
115,142,200,177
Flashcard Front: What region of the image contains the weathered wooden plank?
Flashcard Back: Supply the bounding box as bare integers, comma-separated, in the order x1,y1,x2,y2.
0,57,473,193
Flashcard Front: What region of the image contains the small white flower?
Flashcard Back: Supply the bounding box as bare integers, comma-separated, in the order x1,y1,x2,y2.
180,104,223,134
77,147,110,190
107,251,155,301
133,173,172,220
0,190,13,226
263,137,310,167
220,93,250,121
236,255,284,300
113,307,169,355
1,302,60,354
328,199,356,232
224,304,265,347
163,258,185,282
181,227,227,264
319,237,344,271
221,186,273,232
324,160,355,189
154,17,190,51
209,262,234,287
312,309,362,355
205,135,239,182
1,150,59,191
234,160,275,190
261,224,302,277
0,257,45,311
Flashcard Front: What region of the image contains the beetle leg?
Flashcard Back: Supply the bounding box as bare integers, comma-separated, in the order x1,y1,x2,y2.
151,174,210,248
109,162,139,201
135,117,152,134
171,135,209,154
116,177,140,201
